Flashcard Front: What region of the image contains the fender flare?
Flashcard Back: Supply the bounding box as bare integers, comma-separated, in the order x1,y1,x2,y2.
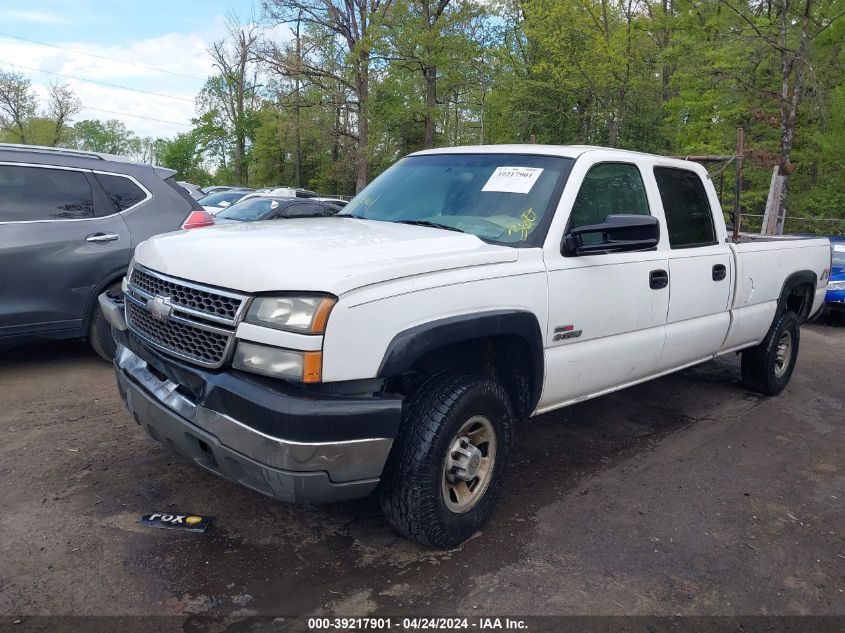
377,310,545,412
776,270,817,321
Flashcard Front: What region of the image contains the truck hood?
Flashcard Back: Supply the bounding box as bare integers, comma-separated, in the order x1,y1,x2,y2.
133,217,518,295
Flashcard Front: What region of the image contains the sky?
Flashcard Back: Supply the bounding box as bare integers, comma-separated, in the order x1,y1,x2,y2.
0,0,279,139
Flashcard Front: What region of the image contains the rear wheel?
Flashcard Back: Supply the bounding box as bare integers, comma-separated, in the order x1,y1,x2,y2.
88,281,122,361
741,310,800,396
379,371,514,549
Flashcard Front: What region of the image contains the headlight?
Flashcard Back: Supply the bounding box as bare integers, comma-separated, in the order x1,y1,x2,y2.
245,295,336,333
233,341,322,382
827,280,845,291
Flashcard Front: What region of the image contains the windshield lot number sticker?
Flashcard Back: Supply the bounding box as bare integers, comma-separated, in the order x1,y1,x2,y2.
482,166,544,194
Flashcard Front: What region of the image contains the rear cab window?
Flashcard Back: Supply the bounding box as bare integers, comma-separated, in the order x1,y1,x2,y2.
653,167,717,248
0,164,94,221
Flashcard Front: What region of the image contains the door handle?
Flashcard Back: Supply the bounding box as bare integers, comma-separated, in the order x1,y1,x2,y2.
86,232,119,243
649,269,669,289
712,264,727,281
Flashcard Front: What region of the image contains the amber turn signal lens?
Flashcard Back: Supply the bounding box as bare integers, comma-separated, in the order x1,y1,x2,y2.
310,298,336,334
302,351,322,383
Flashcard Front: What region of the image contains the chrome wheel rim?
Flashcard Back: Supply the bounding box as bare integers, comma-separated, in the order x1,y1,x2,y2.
442,415,497,514
774,330,793,378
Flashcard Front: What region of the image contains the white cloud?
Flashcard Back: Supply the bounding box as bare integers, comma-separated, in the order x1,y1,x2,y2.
0,17,292,139
0,10,69,25
0,22,226,138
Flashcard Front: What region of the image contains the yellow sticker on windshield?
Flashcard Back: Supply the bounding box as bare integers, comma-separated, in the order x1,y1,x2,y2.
508,208,536,240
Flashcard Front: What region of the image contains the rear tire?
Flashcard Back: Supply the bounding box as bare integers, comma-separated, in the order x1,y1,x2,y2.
379,371,514,549
741,310,800,396
88,282,122,361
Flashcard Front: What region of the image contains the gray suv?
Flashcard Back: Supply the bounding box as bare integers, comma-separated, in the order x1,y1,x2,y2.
0,144,209,359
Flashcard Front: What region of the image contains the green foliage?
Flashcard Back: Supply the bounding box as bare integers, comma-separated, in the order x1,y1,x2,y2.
156,132,212,185
73,119,136,154
3,0,843,227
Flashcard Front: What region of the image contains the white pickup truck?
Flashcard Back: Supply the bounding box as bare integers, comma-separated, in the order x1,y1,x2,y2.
101,145,831,548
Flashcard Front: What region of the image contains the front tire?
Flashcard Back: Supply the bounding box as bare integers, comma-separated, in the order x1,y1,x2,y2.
741,310,800,396
379,371,514,549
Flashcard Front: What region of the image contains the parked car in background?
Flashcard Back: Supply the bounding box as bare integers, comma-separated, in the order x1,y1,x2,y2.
315,197,348,208
199,185,239,195
178,181,204,200
214,195,343,224
0,143,213,360
198,189,254,215
825,237,845,312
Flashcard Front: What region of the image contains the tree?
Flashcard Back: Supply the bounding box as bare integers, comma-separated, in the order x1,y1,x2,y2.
46,82,81,146
157,132,212,183
203,15,262,185
715,0,845,219
73,119,137,154
522,0,661,148
384,0,482,149
0,70,37,143
263,0,395,192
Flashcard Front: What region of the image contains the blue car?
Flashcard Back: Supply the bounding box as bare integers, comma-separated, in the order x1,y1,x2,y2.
826,237,845,311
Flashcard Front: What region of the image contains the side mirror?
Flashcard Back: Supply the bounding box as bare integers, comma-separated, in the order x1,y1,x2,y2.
562,214,660,256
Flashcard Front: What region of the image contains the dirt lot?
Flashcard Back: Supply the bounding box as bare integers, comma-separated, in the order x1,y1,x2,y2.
1,323,843,620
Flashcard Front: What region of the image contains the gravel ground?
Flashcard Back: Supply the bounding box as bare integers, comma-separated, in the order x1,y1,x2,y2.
0,322,842,620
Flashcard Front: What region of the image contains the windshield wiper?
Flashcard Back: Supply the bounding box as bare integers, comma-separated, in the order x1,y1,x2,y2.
394,220,466,234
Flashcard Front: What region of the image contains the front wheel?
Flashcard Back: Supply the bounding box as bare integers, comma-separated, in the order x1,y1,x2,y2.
379,371,514,549
741,310,800,396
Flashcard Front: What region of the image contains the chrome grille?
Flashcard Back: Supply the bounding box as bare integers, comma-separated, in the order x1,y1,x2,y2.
126,302,230,366
130,267,243,322
124,266,247,368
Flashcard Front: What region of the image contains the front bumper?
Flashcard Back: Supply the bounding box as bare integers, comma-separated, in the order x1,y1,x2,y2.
104,293,402,504
115,345,394,502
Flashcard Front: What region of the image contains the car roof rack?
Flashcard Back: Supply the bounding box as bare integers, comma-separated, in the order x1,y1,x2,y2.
0,142,150,165
0,142,110,160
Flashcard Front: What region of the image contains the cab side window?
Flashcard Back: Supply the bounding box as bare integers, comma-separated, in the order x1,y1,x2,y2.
0,165,94,221
569,163,650,244
653,167,716,248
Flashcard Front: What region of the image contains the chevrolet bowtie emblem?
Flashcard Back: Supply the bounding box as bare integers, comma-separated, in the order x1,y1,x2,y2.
148,295,173,321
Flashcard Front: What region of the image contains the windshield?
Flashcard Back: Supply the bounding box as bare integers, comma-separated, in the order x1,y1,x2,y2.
340,154,573,245
199,191,248,207
218,198,281,221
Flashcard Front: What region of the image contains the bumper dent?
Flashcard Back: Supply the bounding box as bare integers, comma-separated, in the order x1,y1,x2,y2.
99,292,127,331
115,345,392,502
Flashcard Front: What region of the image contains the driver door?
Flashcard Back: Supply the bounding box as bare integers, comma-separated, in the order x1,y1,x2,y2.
538,156,669,410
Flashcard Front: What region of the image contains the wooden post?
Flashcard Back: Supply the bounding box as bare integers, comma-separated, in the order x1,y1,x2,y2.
761,166,785,235
733,127,744,240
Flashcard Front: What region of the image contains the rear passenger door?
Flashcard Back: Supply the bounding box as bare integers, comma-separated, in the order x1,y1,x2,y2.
0,164,132,337
652,166,733,371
